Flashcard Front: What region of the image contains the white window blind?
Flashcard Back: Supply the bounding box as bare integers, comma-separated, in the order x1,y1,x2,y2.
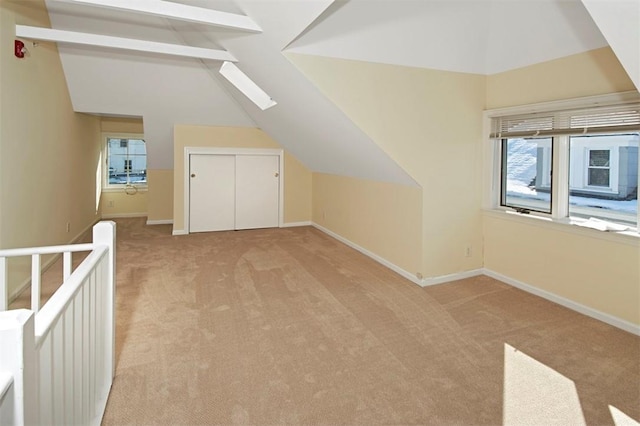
490,102,640,139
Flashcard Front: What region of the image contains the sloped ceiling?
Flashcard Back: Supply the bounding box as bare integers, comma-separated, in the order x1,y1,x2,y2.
580,0,640,91
287,0,610,75
39,0,636,184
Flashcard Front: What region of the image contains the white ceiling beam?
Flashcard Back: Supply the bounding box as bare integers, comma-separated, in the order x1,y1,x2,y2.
16,25,237,62
57,0,261,32
219,61,277,111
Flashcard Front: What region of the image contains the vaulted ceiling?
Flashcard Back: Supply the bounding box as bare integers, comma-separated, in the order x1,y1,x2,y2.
35,0,639,185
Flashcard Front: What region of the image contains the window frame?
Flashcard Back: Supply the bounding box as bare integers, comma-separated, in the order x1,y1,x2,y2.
102,133,148,192
587,149,610,187
484,91,640,235
500,137,554,214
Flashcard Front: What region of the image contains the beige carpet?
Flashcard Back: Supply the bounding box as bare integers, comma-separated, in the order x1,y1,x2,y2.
92,218,639,425
15,218,638,424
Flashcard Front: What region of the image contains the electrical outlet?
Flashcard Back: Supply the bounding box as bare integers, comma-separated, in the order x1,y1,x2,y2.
465,245,472,258
108,200,114,208
66,222,71,233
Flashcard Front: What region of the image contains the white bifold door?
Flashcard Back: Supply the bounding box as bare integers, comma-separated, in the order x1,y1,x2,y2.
189,154,280,233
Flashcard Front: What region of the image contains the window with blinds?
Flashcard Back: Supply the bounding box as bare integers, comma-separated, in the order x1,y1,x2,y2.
490,103,640,139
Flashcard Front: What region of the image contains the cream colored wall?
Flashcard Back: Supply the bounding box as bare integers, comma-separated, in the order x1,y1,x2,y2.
100,117,148,217
287,53,486,278
101,116,144,134
486,47,636,109
484,215,640,325
147,169,173,222
0,0,101,295
283,153,312,223
313,173,422,275
173,125,312,232
485,47,639,325
101,190,147,218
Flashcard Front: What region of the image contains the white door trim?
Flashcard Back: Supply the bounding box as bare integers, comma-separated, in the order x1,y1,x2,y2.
184,147,284,233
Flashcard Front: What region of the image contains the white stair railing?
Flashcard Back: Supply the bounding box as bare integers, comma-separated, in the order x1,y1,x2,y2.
0,221,115,426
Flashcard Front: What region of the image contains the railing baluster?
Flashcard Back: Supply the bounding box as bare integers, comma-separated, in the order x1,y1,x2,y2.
0,257,7,311
89,270,96,421
81,285,90,424
39,335,54,425
73,292,83,424
95,268,103,404
31,254,41,313
63,251,72,282
64,306,74,423
52,321,64,426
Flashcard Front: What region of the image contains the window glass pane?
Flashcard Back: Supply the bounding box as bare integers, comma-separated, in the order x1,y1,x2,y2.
589,150,610,167
501,137,552,213
569,133,638,225
105,137,146,186
129,155,147,183
108,154,128,184
128,139,146,155
588,168,609,187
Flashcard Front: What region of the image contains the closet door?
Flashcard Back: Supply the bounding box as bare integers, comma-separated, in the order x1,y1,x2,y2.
189,154,235,232
235,155,280,230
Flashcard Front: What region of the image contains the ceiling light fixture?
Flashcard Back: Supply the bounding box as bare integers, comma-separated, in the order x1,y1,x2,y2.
219,61,277,111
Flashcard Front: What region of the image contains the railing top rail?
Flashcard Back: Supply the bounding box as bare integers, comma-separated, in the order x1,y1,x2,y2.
0,243,95,258
0,243,95,257
34,245,108,346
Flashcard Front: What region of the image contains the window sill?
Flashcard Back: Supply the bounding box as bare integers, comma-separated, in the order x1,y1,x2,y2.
580,187,616,194
102,186,148,193
483,208,639,246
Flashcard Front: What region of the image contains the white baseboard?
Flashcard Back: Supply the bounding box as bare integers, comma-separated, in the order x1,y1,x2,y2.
308,225,638,334
311,222,422,285
146,219,173,225
483,268,640,336
282,221,312,228
311,222,485,289
421,269,484,287
172,229,188,236
101,212,147,219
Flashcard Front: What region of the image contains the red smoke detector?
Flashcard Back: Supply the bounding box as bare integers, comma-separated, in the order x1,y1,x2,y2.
15,40,25,58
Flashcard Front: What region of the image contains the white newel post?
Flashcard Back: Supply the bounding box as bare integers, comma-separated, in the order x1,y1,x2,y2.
0,309,36,425
93,221,116,379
